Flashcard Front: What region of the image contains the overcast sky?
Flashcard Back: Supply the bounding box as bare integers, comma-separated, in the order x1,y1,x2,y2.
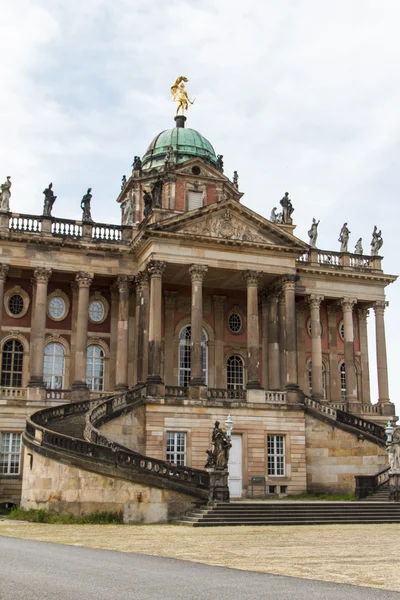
1,0,399,415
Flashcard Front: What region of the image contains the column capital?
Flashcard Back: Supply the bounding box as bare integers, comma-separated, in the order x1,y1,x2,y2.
243,270,262,286
212,295,227,308
75,271,93,288
262,286,280,300
374,300,388,315
164,290,177,309
357,307,370,321
135,270,149,291
308,294,324,310
189,264,208,282
116,274,133,293
281,274,298,292
147,260,167,278
339,297,357,312
33,267,52,284
326,303,337,318
0,264,9,281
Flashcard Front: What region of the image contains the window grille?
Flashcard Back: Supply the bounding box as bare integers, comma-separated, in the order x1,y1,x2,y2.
1,339,23,387
227,355,244,389
0,432,22,475
166,432,186,466
267,435,285,476
86,345,104,391
228,313,242,333
44,343,65,389
8,294,24,316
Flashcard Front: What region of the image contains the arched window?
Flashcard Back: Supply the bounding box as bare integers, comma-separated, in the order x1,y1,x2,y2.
308,361,326,399
44,343,65,389
178,326,208,387
1,340,23,387
340,362,346,401
86,345,104,391
227,355,244,390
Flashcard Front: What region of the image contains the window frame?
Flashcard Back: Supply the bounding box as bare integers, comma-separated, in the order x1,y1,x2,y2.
226,354,245,390
4,286,30,319
43,342,65,390
0,338,24,388
86,344,105,391
267,434,286,477
178,325,208,387
166,431,186,466
0,432,22,476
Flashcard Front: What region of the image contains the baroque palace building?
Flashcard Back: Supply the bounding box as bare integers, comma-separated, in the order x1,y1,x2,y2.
0,107,397,517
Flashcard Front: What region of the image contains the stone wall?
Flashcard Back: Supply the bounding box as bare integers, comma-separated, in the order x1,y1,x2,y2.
100,404,146,453
305,412,388,494
20,448,199,523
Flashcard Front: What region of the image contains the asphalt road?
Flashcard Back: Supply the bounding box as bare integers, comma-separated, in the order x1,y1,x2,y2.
0,536,398,600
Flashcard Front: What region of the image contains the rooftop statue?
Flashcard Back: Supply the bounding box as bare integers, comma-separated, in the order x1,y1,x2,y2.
355,238,363,255
280,192,294,224
132,156,142,172
43,182,57,217
233,171,239,189
121,175,127,190
121,196,134,226
338,222,350,252
270,207,280,223
0,176,11,212
308,218,320,248
171,76,195,116
371,225,383,256
143,189,153,218
164,145,175,169
81,188,93,222
216,154,224,173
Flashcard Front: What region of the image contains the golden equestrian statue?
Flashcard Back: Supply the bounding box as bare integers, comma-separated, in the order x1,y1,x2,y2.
171,76,196,116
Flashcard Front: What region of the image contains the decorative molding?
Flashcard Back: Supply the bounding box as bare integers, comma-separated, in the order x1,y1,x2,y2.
243,270,262,286
4,285,30,319
75,271,93,288
188,264,208,282
374,300,388,315
308,294,324,310
147,260,167,278
47,288,70,322
0,264,9,281
176,209,269,244
33,267,52,284
339,297,357,312
88,291,109,325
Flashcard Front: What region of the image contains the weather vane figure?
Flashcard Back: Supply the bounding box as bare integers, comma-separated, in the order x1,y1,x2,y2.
171,76,196,116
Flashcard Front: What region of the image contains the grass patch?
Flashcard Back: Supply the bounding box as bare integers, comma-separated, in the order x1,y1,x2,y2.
281,492,355,501
7,507,123,524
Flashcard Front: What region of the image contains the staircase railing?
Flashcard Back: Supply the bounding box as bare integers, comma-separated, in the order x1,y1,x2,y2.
355,466,390,500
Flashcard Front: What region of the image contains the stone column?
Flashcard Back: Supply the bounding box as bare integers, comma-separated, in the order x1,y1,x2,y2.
267,290,280,390
164,291,177,385
243,270,262,389
213,295,226,388
135,271,150,384
308,294,324,401
28,267,52,388
261,292,269,389
0,264,9,333
296,301,307,394
339,297,358,408
278,293,287,390
327,304,340,402
71,272,93,390
283,275,299,390
115,275,131,390
147,260,166,384
358,307,371,404
189,264,208,386
374,301,391,406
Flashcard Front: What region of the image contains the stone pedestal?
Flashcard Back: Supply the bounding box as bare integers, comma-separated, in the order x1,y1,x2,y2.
207,467,230,503
388,473,400,502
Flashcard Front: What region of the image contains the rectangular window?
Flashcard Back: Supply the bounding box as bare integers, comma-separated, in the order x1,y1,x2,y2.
0,432,22,475
166,432,186,466
267,434,285,476
187,191,203,211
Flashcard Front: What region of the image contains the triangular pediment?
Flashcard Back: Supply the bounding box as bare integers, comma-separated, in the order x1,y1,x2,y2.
149,199,308,250
174,158,226,181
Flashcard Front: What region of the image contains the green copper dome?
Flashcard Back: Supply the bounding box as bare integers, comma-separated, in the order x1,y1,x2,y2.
142,125,217,169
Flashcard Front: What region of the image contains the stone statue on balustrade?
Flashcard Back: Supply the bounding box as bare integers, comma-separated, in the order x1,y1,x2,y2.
42,183,57,217
308,218,320,248
233,171,239,189
143,190,153,218
0,176,11,212
216,154,224,173
81,188,93,222
121,196,134,226
121,175,127,190
205,421,232,469
280,192,294,224
387,428,400,474
270,207,282,223
371,225,383,256
354,238,363,255
132,156,142,172
338,222,350,252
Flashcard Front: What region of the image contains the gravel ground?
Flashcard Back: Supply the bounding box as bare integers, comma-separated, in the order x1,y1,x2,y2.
0,520,399,591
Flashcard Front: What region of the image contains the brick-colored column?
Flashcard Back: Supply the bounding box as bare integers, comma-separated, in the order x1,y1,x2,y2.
308,294,324,400
243,270,262,389
374,301,390,405
135,271,149,384
267,290,280,390
278,293,287,390
327,304,340,402
72,272,93,390
0,264,9,333
358,307,371,404
189,264,208,386
339,297,358,408
283,275,299,389
28,267,52,387
164,292,177,385
115,275,131,390
147,260,166,384
213,295,226,388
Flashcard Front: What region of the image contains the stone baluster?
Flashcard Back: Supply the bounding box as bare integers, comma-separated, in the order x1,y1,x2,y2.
267,289,280,390
358,307,371,404
188,264,208,386
0,264,9,332
71,272,93,390
28,267,52,388
115,275,131,390
147,260,166,385
135,271,150,384
339,297,358,410
374,301,392,411
308,294,324,400
243,270,262,389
